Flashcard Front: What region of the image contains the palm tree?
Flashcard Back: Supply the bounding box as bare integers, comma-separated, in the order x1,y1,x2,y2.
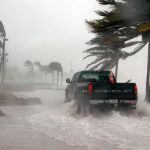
49,62,63,87
34,61,42,80
85,0,141,80
84,32,139,80
86,0,150,101
24,60,34,82
104,0,150,101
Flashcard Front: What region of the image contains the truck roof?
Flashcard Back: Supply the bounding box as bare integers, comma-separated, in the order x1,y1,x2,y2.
79,70,111,74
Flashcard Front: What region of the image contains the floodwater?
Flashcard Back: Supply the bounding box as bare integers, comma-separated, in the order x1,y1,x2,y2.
1,89,150,150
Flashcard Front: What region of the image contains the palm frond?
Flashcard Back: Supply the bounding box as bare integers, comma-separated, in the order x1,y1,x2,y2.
0,21,6,36
124,41,142,47
24,60,33,66
89,59,109,70
34,61,42,67
124,42,147,59
86,58,102,69
84,46,111,53
97,0,115,5
100,58,118,70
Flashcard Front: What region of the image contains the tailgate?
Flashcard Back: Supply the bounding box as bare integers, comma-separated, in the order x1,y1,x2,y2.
91,83,137,100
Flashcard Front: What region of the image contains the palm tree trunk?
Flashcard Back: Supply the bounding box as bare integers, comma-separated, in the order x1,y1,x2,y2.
31,65,34,83
145,42,150,102
1,36,6,85
0,56,3,74
40,70,42,82
115,59,119,82
61,71,63,86
57,71,59,87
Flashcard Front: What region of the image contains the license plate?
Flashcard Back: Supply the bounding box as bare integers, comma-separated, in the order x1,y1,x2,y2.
90,100,118,104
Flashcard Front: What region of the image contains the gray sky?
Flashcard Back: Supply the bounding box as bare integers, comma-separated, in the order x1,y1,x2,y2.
0,0,148,93
0,0,99,71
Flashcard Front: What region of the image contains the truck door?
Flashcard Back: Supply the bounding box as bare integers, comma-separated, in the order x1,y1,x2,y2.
69,72,80,99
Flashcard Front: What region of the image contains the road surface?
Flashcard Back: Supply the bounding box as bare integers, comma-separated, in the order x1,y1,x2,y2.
0,89,150,150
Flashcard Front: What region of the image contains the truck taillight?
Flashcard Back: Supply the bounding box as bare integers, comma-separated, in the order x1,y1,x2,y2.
134,85,138,93
88,83,93,96
109,72,115,84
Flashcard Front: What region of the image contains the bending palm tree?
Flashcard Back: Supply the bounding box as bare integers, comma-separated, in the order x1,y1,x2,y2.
24,60,34,82
85,26,140,80
49,62,63,87
34,61,42,80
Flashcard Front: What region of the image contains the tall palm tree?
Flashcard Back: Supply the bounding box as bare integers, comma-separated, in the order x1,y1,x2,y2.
106,0,150,101
24,60,34,82
86,0,150,101
85,0,141,80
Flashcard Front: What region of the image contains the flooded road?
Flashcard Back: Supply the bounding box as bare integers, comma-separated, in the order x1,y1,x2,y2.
0,89,150,150
0,89,85,150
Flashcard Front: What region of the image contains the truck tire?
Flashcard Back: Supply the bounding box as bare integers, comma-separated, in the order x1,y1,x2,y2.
65,92,71,103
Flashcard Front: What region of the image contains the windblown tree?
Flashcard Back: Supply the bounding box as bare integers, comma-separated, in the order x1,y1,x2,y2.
85,33,122,71
85,0,142,80
84,31,139,80
24,60,34,82
34,61,42,80
49,62,63,87
86,0,150,101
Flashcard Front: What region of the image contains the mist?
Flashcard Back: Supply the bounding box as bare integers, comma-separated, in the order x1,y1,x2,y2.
0,0,99,71
0,1,150,150
0,0,147,94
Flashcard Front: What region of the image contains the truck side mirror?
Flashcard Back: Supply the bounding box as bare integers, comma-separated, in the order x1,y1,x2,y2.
126,79,131,83
66,78,71,83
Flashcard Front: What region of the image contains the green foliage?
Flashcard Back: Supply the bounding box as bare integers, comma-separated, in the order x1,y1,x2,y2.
85,0,150,70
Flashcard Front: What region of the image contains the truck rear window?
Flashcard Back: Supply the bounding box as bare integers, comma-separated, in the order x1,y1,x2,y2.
78,72,111,83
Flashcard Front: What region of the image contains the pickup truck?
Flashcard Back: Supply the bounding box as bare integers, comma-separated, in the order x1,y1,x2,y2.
65,70,138,113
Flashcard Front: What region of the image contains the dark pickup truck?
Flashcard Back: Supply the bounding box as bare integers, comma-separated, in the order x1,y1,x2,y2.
65,70,138,112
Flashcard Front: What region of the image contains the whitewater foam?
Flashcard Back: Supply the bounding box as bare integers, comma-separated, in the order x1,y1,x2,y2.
25,90,150,150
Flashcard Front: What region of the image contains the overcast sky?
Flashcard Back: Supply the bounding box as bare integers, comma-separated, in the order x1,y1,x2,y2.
0,0,148,93
0,0,100,71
